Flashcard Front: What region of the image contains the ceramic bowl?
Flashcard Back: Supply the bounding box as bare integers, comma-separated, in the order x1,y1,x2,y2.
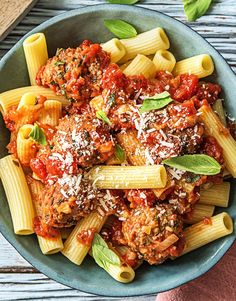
0,4,235,297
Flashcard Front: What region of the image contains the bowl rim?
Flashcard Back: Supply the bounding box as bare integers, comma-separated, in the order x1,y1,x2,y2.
0,3,235,297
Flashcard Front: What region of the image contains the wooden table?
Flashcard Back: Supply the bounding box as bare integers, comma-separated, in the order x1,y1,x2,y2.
0,0,235,300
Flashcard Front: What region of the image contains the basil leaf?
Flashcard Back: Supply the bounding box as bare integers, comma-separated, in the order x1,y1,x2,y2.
104,19,137,39
54,61,65,66
107,0,139,4
115,144,126,162
92,234,120,270
163,154,221,175
29,124,47,146
139,91,173,113
183,0,212,21
96,110,112,125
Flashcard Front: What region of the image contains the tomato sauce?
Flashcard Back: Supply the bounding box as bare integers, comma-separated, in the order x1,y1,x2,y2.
77,227,97,246
33,216,60,239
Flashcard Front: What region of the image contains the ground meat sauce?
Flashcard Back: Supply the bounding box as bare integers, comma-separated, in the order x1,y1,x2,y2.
3,40,232,265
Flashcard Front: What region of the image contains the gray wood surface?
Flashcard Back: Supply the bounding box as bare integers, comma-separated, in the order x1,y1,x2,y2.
0,0,235,300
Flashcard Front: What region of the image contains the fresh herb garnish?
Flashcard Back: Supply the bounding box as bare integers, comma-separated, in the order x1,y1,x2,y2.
107,0,139,4
139,91,173,113
54,61,65,66
182,0,212,21
104,19,137,39
96,110,112,125
29,124,47,146
92,234,120,271
115,144,126,162
163,154,221,175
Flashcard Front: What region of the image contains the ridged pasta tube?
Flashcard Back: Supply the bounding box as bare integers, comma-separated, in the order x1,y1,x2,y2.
199,182,230,207
101,38,126,63
212,99,227,126
173,54,214,78
17,124,37,166
0,155,35,235
199,104,236,177
88,165,167,189
153,50,176,72
183,212,233,255
38,100,62,126
123,54,157,78
119,27,170,63
185,204,215,224
0,86,70,113
23,33,48,85
62,212,106,265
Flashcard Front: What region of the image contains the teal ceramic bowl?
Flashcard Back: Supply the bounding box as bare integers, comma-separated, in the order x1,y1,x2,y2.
0,4,235,297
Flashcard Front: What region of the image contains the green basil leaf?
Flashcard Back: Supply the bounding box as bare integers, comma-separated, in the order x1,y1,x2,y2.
163,154,221,175
104,19,137,39
93,233,107,247
139,91,173,113
115,144,126,162
183,0,212,21
107,0,139,4
29,124,47,146
96,110,112,125
54,61,65,66
92,234,120,270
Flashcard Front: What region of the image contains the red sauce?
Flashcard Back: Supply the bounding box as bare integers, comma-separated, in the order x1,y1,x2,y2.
126,189,156,208
203,217,212,225
196,82,221,105
30,158,48,182
202,136,224,164
77,227,97,246
33,216,60,239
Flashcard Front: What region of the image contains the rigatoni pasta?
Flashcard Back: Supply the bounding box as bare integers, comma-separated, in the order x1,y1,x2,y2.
0,26,235,285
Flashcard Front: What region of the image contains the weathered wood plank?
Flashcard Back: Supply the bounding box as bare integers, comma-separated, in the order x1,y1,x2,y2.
0,0,37,42
0,274,156,300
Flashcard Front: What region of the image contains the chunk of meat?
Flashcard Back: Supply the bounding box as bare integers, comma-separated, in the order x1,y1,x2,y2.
122,204,185,264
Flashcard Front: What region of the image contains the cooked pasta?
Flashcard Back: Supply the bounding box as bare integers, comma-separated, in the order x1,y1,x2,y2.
23,33,48,85
88,165,167,189
173,54,214,78
0,27,235,284
185,204,215,224
101,38,126,63
0,155,35,235
17,124,37,165
38,100,62,126
183,212,233,255
62,212,106,265
153,50,176,72
123,54,156,78
119,27,170,63
199,182,230,207
199,104,236,177
0,86,69,113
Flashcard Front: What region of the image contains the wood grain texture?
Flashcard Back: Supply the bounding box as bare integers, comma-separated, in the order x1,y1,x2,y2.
0,0,235,300
0,0,37,42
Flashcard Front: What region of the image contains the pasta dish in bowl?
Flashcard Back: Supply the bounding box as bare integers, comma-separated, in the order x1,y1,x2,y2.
0,4,235,296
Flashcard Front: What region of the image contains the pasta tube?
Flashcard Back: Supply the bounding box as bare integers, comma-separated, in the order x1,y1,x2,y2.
199,104,236,177
17,92,37,110
123,54,157,78
101,38,126,63
88,165,167,189
185,204,215,224
0,155,35,235
17,124,37,166
173,54,214,78
28,178,63,255
62,212,106,265
23,33,48,85
119,27,170,63
38,100,62,126
183,212,233,255
101,261,135,283
0,86,70,113
153,50,176,72
212,99,227,126
199,182,230,207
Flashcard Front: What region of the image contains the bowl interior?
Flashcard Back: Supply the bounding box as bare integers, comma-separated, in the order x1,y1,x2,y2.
0,4,235,297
